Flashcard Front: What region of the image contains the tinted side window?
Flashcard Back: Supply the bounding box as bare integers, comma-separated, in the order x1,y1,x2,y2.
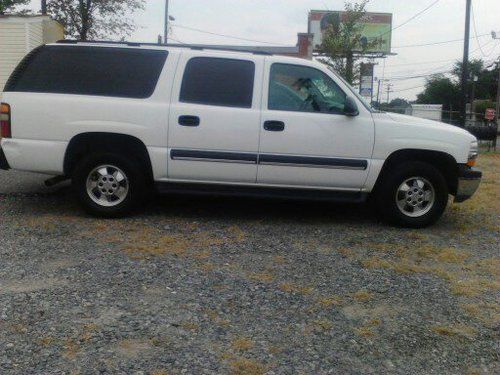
269,63,347,114
180,57,255,108
5,46,168,99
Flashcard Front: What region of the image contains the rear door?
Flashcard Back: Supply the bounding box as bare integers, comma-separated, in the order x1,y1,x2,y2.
167,52,263,183
257,59,374,189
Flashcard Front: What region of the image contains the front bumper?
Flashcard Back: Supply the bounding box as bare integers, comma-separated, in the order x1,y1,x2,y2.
0,147,10,170
455,165,482,203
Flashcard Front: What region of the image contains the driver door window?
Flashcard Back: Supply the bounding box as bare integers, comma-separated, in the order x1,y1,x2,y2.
268,64,347,115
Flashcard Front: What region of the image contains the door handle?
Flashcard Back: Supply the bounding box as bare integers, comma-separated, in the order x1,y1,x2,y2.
264,121,285,132
179,115,200,127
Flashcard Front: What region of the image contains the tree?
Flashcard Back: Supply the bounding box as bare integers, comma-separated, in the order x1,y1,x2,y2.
416,74,461,122
0,0,30,15
318,1,376,85
376,98,410,113
47,0,145,40
416,58,499,122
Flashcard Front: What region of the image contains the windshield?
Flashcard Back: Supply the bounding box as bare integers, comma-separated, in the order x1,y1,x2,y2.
330,70,375,112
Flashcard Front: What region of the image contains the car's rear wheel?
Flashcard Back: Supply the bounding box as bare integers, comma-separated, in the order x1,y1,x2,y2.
375,161,449,228
72,153,146,217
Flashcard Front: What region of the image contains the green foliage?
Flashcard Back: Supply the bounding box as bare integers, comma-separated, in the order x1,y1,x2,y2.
318,1,376,85
416,59,498,122
47,0,145,40
374,98,411,113
0,0,30,15
416,74,461,110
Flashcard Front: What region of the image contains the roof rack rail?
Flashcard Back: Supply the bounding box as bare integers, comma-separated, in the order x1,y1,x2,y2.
56,39,274,56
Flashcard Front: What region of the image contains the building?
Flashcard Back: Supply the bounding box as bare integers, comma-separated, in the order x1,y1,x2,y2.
0,15,64,90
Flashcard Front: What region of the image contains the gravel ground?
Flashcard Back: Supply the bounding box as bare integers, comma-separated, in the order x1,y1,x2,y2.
0,154,498,375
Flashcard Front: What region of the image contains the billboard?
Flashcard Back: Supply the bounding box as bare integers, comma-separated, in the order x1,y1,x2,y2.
308,10,392,54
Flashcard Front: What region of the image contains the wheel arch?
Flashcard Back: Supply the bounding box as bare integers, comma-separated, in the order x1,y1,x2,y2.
64,132,153,181
374,149,459,195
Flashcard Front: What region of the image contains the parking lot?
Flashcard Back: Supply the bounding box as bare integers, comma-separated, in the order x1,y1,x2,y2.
0,153,498,374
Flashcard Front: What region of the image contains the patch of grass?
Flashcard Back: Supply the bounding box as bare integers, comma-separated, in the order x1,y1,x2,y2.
317,295,343,307
63,339,80,359
279,283,313,295
450,278,500,297
354,319,381,338
228,358,266,375
151,370,169,375
461,303,500,327
39,336,55,347
312,319,334,331
272,256,286,265
354,326,375,337
123,234,190,257
80,323,99,342
268,345,282,355
180,321,199,331
431,323,477,339
353,290,373,303
227,225,247,243
247,272,274,283
231,338,255,352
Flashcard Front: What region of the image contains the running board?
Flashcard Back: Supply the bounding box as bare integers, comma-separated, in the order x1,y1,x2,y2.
155,182,368,203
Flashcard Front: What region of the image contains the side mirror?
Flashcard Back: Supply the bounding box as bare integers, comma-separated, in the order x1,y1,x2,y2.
344,96,359,117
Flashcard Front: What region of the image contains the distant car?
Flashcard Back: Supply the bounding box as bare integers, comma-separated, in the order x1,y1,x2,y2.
0,41,481,227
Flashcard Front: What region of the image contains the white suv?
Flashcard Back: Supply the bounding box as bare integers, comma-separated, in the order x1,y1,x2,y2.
0,41,481,227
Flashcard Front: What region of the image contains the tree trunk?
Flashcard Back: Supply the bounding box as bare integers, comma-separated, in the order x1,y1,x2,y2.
346,53,354,85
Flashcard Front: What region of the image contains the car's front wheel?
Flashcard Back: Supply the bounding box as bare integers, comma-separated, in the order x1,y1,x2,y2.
375,161,449,228
72,153,147,217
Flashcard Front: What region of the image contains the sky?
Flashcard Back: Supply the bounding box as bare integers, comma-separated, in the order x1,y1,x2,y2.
29,0,500,101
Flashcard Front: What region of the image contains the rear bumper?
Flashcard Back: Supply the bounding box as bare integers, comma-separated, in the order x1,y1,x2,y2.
0,147,10,170
454,165,482,203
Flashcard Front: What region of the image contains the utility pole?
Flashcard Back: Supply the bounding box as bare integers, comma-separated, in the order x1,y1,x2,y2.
493,32,499,150
460,0,472,127
164,0,169,44
386,83,393,104
376,79,382,107
470,74,478,121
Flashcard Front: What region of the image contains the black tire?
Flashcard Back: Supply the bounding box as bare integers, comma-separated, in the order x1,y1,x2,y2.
374,161,449,228
72,152,147,218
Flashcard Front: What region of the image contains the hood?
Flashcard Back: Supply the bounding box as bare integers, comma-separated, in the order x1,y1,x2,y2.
375,112,476,140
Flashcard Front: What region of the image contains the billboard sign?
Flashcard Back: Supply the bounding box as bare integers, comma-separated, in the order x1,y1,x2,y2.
308,10,393,54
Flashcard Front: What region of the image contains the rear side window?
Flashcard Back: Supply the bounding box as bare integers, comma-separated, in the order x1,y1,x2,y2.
4,46,168,99
180,57,255,108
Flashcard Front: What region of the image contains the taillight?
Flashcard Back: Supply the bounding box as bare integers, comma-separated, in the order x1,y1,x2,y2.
1,103,11,138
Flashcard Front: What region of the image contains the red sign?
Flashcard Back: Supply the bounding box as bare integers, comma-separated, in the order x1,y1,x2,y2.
485,108,496,121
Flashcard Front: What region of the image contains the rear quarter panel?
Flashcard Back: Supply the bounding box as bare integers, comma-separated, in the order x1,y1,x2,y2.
1,50,179,176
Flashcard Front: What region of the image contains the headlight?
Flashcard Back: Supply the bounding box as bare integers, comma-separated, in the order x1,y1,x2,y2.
467,140,478,167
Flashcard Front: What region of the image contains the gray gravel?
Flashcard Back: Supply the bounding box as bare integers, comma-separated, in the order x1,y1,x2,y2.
0,170,498,374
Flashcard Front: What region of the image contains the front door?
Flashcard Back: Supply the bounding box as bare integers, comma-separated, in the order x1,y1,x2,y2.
168,53,263,183
258,59,374,189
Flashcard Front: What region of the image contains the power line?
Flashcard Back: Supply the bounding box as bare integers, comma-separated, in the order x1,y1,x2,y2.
471,2,487,57
392,84,427,93
378,0,441,38
384,40,498,80
172,24,289,46
392,33,490,49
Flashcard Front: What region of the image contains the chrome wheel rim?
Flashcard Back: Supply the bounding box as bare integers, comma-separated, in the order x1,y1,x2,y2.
86,164,129,207
396,177,435,218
